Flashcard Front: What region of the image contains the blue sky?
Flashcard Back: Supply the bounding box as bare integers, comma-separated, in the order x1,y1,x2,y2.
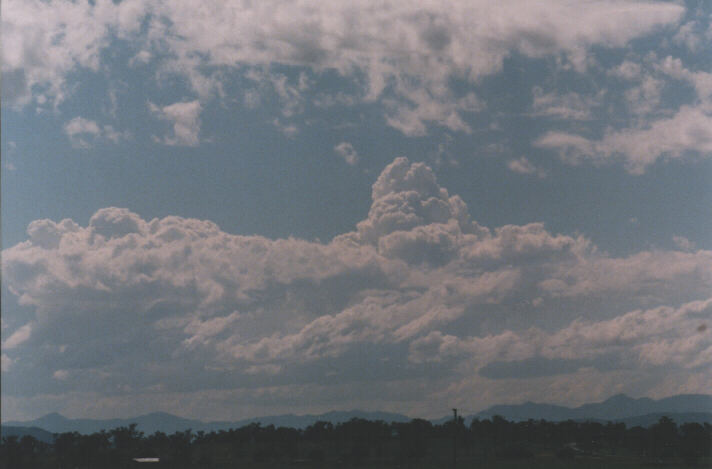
2,0,711,421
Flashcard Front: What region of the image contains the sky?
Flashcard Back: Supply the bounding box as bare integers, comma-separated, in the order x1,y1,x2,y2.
1,0,711,422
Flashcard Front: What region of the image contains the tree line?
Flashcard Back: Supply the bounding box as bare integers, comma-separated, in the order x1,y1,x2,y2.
1,415,710,468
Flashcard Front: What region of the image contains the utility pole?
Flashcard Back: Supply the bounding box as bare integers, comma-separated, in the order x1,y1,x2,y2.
452,408,458,469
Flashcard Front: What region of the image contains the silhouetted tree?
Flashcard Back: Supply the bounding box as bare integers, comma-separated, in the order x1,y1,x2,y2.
0,436,23,469
167,429,193,467
55,431,83,469
3,412,712,468
679,422,711,464
394,418,433,460
650,416,678,458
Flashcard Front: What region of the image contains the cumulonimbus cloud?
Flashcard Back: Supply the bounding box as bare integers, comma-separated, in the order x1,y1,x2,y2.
3,157,711,416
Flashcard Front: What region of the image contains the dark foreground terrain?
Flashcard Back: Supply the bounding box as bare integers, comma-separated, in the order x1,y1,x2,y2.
2,415,710,468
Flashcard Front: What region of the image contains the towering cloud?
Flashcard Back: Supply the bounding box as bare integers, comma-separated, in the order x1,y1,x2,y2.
3,157,710,418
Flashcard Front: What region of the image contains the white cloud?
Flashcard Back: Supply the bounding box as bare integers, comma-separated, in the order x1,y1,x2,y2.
534,132,595,165
243,89,262,109
507,157,547,178
656,55,712,104
673,235,695,251
150,0,684,90
2,0,685,133
245,69,307,117
608,60,643,80
129,50,152,67
385,89,484,136
535,105,712,173
184,311,241,348
1,354,14,372
63,117,101,149
314,92,356,108
53,370,70,380
531,87,600,120
3,158,711,417
409,297,712,375
544,52,712,173
272,118,299,137
149,100,202,146
540,248,712,302
672,20,705,52
624,75,664,116
545,298,712,368
63,117,128,148
3,322,34,349
1,0,147,106
334,142,359,165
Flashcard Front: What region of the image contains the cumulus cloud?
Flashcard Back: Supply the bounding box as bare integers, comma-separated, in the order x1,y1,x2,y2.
624,75,664,116
673,235,695,251
245,70,309,118
149,100,202,146
3,322,34,349
53,370,70,380
507,157,547,178
608,60,643,80
385,90,483,136
531,87,600,120
2,0,685,133
145,0,684,102
3,157,711,417
1,0,146,105
672,19,707,52
63,117,128,148
409,297,712,378
129,50,152,67
535,49,712,173
334,142,359,165
535,105,712,173
656,55,712,104
1,355,13,372
272,119,299,137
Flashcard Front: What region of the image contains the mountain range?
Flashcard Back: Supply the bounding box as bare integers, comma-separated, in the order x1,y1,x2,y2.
472,393,712,422
2,410,411,437
3,394,711,438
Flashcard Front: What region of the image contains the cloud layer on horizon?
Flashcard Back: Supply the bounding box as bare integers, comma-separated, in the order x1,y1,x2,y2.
3,157,711,420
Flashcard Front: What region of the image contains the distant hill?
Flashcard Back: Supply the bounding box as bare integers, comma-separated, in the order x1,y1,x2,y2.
3,410,411,436
471,394,712,424
3,394,710,436
213,410,412,431
3,411,205,436
1,426,55,443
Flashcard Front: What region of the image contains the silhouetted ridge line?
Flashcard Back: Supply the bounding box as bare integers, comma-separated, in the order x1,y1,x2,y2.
4,393,711,435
